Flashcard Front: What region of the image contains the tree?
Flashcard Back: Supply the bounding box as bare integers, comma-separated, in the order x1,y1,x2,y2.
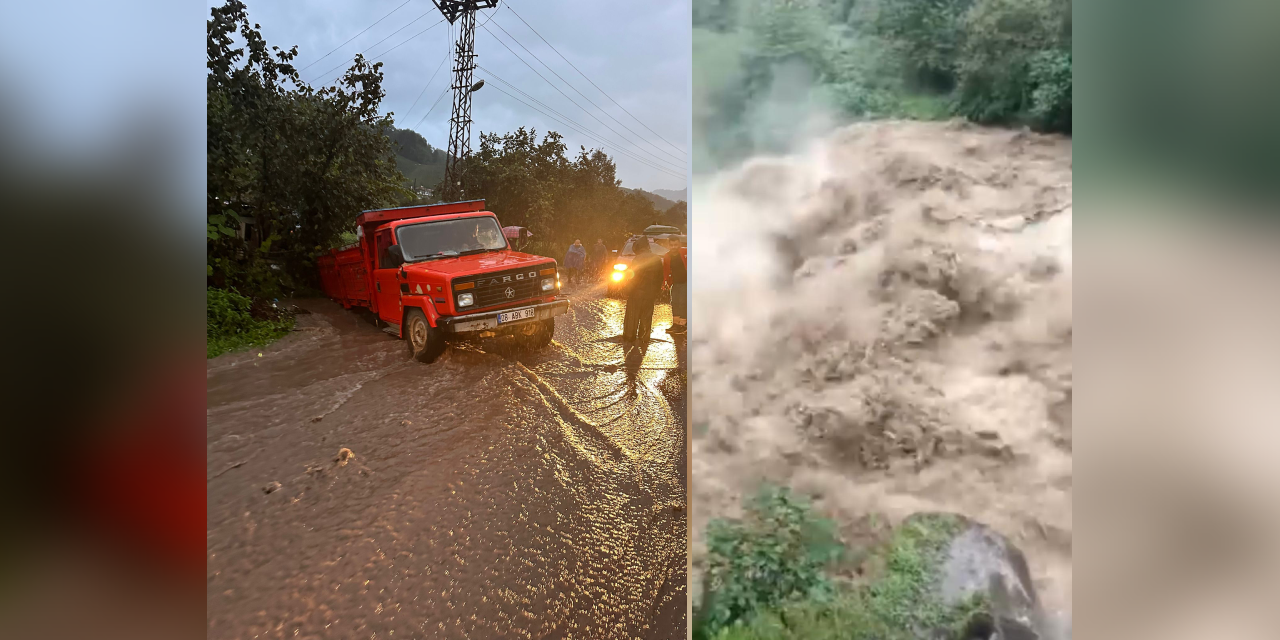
207,0,408,296
438,128,661,254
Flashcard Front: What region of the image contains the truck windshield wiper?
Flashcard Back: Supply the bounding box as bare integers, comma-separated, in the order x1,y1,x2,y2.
458,247,496,256
423,250,460,259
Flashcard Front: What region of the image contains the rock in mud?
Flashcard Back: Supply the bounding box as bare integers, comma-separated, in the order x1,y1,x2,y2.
909,512,1057,640
334,447,354,466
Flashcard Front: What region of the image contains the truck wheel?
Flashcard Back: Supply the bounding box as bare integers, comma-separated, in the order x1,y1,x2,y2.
404,308,446,363
519,319,555,350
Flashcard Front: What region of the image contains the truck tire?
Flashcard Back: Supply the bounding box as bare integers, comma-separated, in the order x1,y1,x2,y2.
404,308,446,364
519,319,555,350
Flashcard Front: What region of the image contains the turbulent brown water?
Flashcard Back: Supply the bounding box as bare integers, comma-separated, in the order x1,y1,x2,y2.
206,287,687,639
690,120,1073,617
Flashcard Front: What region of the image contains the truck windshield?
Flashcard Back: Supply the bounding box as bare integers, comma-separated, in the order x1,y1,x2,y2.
396,216,508,261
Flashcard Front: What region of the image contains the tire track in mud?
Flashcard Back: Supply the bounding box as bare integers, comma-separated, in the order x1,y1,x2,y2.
207,289,686,639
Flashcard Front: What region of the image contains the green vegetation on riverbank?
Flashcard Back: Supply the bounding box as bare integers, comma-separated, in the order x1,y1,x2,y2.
695,486,987,640
693,0,1071,169
206,288,295,359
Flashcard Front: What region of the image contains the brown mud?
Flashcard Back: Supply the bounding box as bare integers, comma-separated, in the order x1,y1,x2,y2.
690,120,1072,618
207,286,686,639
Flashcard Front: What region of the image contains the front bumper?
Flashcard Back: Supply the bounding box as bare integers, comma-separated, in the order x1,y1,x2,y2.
438,298,569,333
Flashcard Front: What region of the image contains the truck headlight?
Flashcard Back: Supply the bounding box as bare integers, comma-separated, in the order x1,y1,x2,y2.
614,263,627,271
611,271,624,282
541,278,555,291
457,293,474,307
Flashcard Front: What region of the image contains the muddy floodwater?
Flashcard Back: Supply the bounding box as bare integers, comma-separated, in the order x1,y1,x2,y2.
207,286,687,639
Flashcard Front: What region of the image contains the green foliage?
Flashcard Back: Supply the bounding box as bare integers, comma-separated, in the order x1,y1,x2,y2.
873,0,974,92
207,287,295,358
951,0,1070,129
692,0,1071,168
1028,49,1072,133
695,499,989,640
439,129,661,251
207,0,410,298
695,485,844,638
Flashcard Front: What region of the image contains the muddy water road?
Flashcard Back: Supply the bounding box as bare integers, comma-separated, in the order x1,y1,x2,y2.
207,288,687,639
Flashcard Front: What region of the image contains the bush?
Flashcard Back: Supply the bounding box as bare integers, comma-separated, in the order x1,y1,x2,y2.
699,510,986,640
951,0,1071,131
695,485,844,638
1028,48,1071,133
207,287,294,358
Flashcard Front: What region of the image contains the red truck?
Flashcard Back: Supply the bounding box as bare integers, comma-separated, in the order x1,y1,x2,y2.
317,199,568,363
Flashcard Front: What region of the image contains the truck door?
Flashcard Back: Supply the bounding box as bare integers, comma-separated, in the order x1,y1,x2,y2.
372,229,403,325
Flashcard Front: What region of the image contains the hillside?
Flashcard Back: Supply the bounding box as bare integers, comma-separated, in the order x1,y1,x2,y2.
623,187,677,211
396,153,445,189
652,188,687,203
387,126,447,189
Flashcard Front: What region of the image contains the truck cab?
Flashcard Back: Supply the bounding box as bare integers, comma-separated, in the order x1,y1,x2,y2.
318,200,568,363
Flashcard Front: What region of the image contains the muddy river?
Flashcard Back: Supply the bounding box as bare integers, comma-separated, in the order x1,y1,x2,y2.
207,286,687,639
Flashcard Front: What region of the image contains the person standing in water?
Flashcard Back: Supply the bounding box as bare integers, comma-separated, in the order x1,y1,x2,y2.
620,236,664,348
563,240,587,285
589,238,609,279
666,237,687,335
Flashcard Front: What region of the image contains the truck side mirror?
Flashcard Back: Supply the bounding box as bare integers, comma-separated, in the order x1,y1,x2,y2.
387,244,405,267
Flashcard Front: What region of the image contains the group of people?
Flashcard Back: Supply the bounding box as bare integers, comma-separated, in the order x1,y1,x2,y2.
560,235,687,349
560,238,611,284
619,235,686,349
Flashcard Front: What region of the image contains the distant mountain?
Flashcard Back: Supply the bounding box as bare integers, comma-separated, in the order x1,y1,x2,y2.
623,188,677,211
652,188,686,203
386,126,447,188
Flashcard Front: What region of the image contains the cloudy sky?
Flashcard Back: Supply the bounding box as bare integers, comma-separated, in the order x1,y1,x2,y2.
242,0,690,192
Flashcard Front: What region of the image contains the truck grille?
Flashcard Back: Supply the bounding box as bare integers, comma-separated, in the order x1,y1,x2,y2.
452,264,552,309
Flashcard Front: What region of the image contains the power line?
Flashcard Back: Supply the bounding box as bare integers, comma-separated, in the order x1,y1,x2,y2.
503,2,687,159
402,50,450,119
477,64,684,175
310,12,440,84
311,16,447,86
413,86,452,131
485,81,685,181
296,0,413,73
482,75,685,181
489,15,685,165
403,7,497,126
478,23,680,174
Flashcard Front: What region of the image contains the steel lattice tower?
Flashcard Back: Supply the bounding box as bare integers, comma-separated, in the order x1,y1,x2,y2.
435,0,497,201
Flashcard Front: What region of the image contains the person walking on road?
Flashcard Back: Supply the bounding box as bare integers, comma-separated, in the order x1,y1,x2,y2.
666,238,687,335
563,240,587,285
620,237,664,348
590,238,608,280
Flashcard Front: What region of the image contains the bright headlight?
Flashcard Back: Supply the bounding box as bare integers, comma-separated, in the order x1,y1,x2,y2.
457,293,474,307
611,271,624,282
613,263,627,271
541,278,555,291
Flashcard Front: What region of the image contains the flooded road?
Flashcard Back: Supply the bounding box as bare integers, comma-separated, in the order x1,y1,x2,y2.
207,286,687,639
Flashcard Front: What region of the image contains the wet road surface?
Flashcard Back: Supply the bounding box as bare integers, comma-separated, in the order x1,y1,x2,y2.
207,285,687,639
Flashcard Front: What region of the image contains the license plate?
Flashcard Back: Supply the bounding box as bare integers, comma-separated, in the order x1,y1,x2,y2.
497,307,536,324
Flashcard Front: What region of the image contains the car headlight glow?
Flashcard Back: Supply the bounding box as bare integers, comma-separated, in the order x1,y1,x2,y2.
611,271,624,282
613,263,627,271
457,293,474,307
541,277,555,291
